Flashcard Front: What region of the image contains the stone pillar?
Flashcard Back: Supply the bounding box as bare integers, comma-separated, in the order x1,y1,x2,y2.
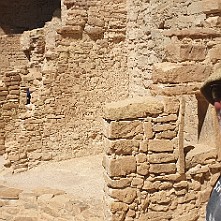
103,96,221,221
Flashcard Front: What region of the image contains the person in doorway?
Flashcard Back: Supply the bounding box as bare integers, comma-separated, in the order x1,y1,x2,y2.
26,88,31,105
201,67,221,221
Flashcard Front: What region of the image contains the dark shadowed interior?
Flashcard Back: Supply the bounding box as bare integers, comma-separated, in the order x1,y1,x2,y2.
0,0,60,34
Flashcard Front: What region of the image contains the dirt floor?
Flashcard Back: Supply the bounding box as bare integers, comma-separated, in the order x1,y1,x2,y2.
0,154,104,204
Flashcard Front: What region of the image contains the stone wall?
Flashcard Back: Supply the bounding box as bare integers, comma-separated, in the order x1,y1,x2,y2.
103,97,221,221
0,0,129,172
127,0,221,97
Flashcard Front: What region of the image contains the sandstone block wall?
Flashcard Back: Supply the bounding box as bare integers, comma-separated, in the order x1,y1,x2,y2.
127,0,221,97
103,97,221,221
0,0,129,172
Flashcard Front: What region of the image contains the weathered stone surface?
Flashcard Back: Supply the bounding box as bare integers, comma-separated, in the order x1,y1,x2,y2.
104,121,143,139
149,163,177,174
142,180,161,191
0,187,23,200
104,139,134,155
148,139,174,152
109,188,137,204
203,0,221,13
104,156,136,177
103,97,164,120
104,172,132,188
148,153,175,164
143,121,154,139
163,28,221,38
137,163,149,176
153,62,211,84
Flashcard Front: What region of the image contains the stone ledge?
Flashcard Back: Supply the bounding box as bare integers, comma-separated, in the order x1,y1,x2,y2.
103,97,164,121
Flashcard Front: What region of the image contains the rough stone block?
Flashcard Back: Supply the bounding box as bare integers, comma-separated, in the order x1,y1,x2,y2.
149,163,177,174
143,121,154,139
103,97,164,120
153,123,176,132
84,25,104,37
148,139,174,152
110,202,128,220
108,187,137,204
88,16,105,27
139,211,172,220
203,0,221,13
137,163,149,176
140,140,148,152
104,155,136,177
143,181,161,191
104,172,132,188
136,153,147,163
148,153,175,164
104,139,134,155
0,186,23,200
104,121,143,139
131,177,144,188
153,62,211,84
208,44,221,61
165,43,206,62
150,191,171,204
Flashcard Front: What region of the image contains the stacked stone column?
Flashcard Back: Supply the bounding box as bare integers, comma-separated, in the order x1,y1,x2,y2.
103,96,221,221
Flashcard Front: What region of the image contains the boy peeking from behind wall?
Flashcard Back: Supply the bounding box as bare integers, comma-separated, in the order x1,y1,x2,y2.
201,67,221,221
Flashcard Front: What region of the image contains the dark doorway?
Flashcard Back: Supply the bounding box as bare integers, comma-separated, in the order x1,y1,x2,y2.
0,0,61,34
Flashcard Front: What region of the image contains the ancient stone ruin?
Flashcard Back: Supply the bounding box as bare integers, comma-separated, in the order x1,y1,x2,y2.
1,0,221,220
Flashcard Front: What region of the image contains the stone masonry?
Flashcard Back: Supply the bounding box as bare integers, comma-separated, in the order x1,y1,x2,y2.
1,0,221,220
0,0,128,172
103,97,220,221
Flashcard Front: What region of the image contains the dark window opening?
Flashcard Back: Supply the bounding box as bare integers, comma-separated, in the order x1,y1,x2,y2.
197,93,209,139
0,0,61,34
26,88,31,105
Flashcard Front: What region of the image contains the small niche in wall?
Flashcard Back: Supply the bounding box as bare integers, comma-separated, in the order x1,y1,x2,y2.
197,93,217,147
0,0,61,34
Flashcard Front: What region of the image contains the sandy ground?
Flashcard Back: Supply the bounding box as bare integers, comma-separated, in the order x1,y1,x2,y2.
0,154,104,204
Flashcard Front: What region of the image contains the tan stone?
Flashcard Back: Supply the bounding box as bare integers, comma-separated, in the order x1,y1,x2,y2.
148,153,175,164
203,0,221,13
163,28,221,38
153,123,176,132
149,163,176,174
104,139,133,155
137,163,149,176
136,153,147,163
140,140,148,153
153,62,211,84
0,186,23,199
177,192,196,203
84,25,104,37
104,172,132,188
143,181,161,191
109,188,137,204
110,202,128,221
199,189,212,204
143,121,154,139
208,44,221,62
156,130,177,139
103,97,164,120
139,211,172,220
148,139,174,152
104,155,136,177
14,217,38,221
105,121,143,139
150,191,171,204
131,178,144,188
